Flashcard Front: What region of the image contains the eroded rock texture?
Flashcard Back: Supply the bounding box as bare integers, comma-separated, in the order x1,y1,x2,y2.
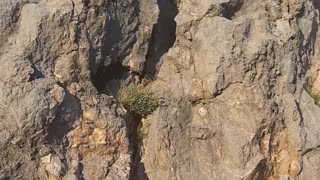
1,0,320,180
142,0,320,180
0,0,158,179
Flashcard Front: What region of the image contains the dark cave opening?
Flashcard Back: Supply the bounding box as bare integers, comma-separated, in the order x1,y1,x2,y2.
91,62,130,96
144,0,178,78
220,0,244,20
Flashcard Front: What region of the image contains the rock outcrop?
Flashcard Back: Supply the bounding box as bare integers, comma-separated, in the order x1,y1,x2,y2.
1,0,320,180
142,0,320,180
0,0,158,179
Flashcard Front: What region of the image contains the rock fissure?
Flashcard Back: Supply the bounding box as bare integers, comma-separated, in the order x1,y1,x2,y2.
144,0,178,77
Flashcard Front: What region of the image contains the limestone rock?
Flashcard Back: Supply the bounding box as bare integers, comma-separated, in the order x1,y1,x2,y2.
142,0,320,179
1,0,320,179
0,0,158,179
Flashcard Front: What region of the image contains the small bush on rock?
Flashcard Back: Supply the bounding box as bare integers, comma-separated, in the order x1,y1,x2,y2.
118,85,158,117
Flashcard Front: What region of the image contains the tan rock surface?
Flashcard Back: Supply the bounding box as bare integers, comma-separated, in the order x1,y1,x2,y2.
141,0,320,180
1,0,320,179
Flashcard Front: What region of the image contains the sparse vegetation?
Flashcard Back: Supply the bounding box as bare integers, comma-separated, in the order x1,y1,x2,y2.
306,78,320,106
118,84,159,117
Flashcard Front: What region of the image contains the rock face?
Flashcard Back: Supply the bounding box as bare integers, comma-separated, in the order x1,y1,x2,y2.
1,0,320,180
0,0,158,179
142,0,320,180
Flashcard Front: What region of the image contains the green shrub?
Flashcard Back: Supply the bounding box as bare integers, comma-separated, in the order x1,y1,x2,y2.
118,85,158,117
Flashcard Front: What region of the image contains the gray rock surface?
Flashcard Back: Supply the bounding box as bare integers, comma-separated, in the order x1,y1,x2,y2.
0,0,158,179
1,0,320,179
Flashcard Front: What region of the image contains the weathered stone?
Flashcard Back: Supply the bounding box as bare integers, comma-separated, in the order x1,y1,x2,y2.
0,0,158,179
141,0,320,179
1,0,320,179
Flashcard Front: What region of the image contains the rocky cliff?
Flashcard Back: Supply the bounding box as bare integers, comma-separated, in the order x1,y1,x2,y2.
1,0,320,179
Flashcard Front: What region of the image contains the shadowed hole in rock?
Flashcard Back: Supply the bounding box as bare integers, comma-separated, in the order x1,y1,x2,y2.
91,62,131,96
220,0,244,20
28,64,44,82
144,0,178,78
